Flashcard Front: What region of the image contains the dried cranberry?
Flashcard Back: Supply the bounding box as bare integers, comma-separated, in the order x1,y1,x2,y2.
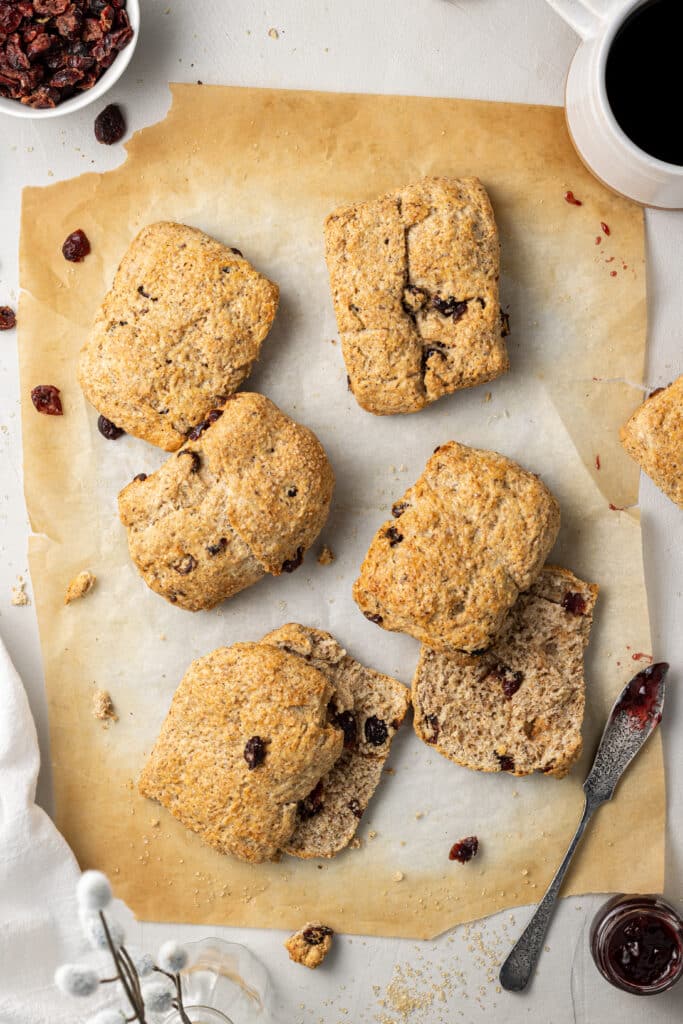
172,554,196,575
348,798,362,819
133,472,147,482
286,485,298,497
62,229,91,262
432,295,468,320
243,735,265,770
31,384,63,415
281,547,304,573
449,836,479,863
94,102,125,144
0,306,16,330
97,414,124,439
561,591,587,616
297,781,324,820
496,753,515,772
423,714,440,743
207,538,227,556
302,925,332,945
385,526,403,546
422,344,447,373
187,408,223,440
391,501,409,518
364,715,388,746
363,611,383,625
332,709,357,747
564,190,582,206
229,247,243,257
488,663,524,699
177,449,200,473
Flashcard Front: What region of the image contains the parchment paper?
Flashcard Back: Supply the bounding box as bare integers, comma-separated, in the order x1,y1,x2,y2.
18,86,664,939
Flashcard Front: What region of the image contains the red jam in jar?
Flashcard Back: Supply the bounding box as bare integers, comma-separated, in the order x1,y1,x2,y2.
590,895,683,995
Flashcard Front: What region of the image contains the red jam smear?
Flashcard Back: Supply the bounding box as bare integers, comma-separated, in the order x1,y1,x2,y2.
615,662,668,729
607,914,681,988
565,191,582,206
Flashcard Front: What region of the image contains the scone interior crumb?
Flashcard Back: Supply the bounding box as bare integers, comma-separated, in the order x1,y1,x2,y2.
65,569,96,605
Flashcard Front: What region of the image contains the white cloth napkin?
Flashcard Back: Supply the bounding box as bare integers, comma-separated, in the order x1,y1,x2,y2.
0,634,83,1023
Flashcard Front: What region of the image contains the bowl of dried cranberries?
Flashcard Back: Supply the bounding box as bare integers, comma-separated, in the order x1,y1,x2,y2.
0,0,139,119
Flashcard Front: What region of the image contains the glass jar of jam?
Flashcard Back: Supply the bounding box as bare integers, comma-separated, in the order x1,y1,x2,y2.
590,894,683,995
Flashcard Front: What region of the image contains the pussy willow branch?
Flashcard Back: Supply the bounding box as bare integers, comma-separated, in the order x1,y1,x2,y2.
98,911,146,1023
154,967,192,1024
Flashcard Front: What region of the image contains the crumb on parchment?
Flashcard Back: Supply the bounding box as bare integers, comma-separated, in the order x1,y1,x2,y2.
65,570,96,605
93,689,117,723
11,576,29,606
317,545,335,565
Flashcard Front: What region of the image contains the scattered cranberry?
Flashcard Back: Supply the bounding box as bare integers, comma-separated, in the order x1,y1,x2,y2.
385,526,403,546
133,472,147,482
595,454,601,471
172,554,196,575
595,236,602,245
610,270,618,277
562,591,587,616
449,836,479,863
31,384,62,415
565,190,582,206
489,663,524,699
94,103,126,145
243,735,266,770
0,306,16,330
496,753,515,772
206,538,227,556
62,229,91,262
187,408,223,440
97,414,124,440
302,925,333,945
648,386,666,399
391,501,409,518
601,222,611,235
423,714,440,743
286,485,298,497
364,715,389,746
363,611,383,625
298,780,324,820
348,798,362,819
281,546,304,573
332,709,357,747
432,295,468,320
631,652,653,664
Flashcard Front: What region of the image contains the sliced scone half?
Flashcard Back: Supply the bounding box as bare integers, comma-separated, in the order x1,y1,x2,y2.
620,374,683,509
262,624,410,858
79,221,279,450
412,566,598,778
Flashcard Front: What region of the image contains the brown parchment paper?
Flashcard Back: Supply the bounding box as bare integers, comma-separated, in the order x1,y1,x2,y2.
19,86,664,939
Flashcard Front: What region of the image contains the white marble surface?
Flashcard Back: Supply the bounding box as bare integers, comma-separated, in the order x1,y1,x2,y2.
0,1,681,1020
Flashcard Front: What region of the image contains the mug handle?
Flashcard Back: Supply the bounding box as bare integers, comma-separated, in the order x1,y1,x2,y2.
545,0,622,37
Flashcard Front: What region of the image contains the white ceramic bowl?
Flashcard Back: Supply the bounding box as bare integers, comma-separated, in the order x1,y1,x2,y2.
0,0,139,120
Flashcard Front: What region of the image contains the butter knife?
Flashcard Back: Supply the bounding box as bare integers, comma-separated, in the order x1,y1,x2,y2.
499,661,669,992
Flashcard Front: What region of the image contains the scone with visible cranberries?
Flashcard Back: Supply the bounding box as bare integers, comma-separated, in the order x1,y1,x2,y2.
324,177,508,415
412,566,598,778
620,375,683,509
353,442,560,653
79,222,279,450
285,923,334,969
138,626,408,862
118,393,334,611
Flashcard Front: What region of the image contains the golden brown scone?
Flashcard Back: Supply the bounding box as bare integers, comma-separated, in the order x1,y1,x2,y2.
353,442,560,653
324,177,509,415
412,566,598,778
620,375,683,508
138,643,344,863
285,923,334,968
118,393,334,611
79,222,279,450
262,624,410,858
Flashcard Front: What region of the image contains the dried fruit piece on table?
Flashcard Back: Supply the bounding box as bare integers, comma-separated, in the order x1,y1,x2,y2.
97,414,124,439
65,570,96,605
285,923,333,969
94,103,126,144
449,836,479,863
31,384,63,415
0,306,16,330
62,229,91,262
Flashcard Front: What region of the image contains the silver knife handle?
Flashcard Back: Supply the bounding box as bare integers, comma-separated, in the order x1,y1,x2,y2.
499,797,596,991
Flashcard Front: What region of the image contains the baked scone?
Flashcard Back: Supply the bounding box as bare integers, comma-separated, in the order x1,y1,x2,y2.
620,375,683,509
138,627,408,862
412,566,598,778
353,442,560,653
79,222,279,450
138,643,343,862
118,393,334,611
285,923,334,969
324,176,509,415
263,624,410,858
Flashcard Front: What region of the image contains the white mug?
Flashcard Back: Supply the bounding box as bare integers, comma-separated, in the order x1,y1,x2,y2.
547,0,683,208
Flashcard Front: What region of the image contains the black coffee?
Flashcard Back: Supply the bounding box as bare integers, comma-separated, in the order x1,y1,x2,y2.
605,0,683,166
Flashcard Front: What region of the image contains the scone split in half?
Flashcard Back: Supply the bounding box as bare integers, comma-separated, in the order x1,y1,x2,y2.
79,222,279,450
353,441,560,653
620,374,683,509
412,566,598,778
138,626,409,862
118,393,334,611
324,176,509,415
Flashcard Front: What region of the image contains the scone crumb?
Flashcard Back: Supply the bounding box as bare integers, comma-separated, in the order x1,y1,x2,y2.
415,811,424,820
484,391,492,403
285,922,333,969
393,871,404,882
349,837,362,849
368,830,378,840
268,27,279,39
93,689,117,723
150,818,160,828
65,569,96,605
317,545,335,565
11,576,29,606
